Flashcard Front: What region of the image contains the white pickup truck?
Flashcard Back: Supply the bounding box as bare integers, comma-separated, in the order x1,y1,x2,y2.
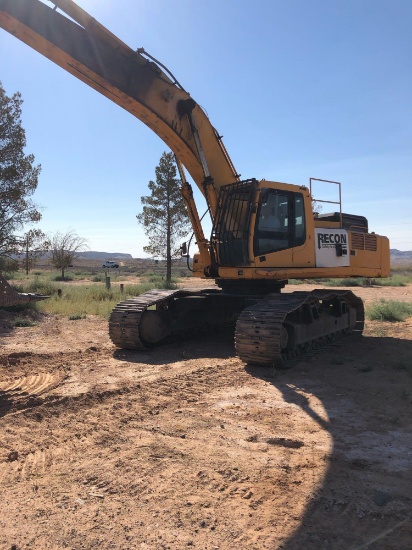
102,261,119,268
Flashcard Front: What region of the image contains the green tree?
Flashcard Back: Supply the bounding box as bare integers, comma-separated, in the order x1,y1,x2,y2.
136,152,191,284
50,229,88,279
0,82,42,260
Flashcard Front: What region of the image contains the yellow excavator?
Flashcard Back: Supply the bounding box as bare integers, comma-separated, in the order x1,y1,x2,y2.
0,0,390,366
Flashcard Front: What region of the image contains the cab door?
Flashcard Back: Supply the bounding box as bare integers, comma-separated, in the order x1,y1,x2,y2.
253,189,314,268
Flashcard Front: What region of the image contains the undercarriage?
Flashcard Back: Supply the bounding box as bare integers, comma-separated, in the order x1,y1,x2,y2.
108,286,364,368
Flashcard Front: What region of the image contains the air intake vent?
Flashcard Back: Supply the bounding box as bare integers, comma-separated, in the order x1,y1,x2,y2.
351,232,377,251
365,234,377,251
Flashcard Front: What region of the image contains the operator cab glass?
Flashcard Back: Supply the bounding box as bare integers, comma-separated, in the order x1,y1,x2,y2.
254,190,305,256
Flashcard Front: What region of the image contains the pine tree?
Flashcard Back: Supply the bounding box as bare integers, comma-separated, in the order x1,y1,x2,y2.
0,82,42,259
137,152,191,284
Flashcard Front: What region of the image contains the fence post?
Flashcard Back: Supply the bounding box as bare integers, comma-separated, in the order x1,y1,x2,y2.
120,283,124,293
106,276,111,289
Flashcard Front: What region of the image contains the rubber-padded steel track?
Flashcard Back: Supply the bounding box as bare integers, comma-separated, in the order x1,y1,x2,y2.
235,290,364,368
109,289,184,349
109,288,220,349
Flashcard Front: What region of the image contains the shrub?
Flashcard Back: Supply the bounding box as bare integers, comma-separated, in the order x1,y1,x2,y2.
321,276,410,287
366,300,412,322
23,278,57,296
374,275,408,287
53,275,73,282
14,317,35,327
0,257,19,273
143,273,178,285
323,278,366,287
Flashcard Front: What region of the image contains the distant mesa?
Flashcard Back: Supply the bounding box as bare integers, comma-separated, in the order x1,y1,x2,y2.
390,249,412,264
13,250,133,261
78,251,133,260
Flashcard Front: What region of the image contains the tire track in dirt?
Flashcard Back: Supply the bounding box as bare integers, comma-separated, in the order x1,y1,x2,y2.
1,353,323,480
0,355,250,479
0,345,336,549
5,360,239,414
0,372,65,396
0,436,93,485
0,361,68,418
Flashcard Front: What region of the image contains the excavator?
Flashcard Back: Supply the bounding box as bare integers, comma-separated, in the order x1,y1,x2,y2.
0,0,390,367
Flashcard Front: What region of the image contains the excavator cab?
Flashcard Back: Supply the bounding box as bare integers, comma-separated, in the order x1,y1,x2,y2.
210,179,312,274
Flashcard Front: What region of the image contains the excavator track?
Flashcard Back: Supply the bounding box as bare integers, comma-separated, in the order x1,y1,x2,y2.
109,289,186,349
235,290,364,368
109,288,227,349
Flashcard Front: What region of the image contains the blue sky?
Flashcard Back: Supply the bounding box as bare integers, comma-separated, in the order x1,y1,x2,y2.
0,0,411,256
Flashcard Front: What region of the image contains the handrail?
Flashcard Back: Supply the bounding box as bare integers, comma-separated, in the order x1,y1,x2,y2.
310,177,342,229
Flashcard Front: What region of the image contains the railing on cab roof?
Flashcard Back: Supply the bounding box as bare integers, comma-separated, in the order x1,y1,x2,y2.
310,177,342,229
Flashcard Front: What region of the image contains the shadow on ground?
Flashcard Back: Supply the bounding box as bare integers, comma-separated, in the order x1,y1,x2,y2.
246,335,412,550
113,332,235,365
0,390,13,417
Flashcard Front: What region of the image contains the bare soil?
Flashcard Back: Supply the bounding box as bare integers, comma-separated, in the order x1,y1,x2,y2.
0,282,411,550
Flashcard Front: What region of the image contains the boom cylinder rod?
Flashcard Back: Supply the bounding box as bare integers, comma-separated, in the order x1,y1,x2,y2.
185,112,218,218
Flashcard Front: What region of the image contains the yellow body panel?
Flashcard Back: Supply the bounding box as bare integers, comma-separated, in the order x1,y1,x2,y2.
209,233,390,281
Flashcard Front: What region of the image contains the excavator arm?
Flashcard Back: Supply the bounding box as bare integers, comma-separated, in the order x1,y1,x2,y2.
0,0,239,219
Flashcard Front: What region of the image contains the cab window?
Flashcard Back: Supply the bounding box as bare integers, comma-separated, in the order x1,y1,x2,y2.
254,190,306,256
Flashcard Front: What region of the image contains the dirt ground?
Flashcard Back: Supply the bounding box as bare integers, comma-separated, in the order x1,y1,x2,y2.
0,282,411,550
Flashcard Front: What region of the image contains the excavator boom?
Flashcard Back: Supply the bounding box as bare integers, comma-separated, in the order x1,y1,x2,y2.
0,0,239,215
